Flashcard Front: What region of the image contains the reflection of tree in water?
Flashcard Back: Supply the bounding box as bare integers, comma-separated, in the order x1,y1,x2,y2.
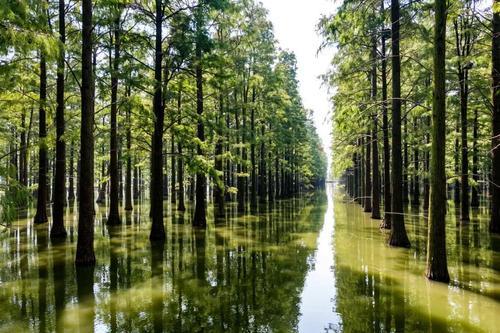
0,194,327,332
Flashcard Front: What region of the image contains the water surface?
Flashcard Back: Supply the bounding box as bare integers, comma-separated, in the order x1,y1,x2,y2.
0,186,499,332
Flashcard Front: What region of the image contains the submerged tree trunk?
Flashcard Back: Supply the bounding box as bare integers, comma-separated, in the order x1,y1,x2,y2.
76,0,96,266
177,84,186,212
107,13,121,226
471,108,479,207
214,95,225,218
34,50,48,225
426,0,450,282
150,0,166,241
250,87,257,211
388,0,410,247
491,0,500,233
381,26,391,229
51,0,67,239
125,85,133,211
412,119,420,206
371,34,381,219
68,141,75,203
193,13,207,228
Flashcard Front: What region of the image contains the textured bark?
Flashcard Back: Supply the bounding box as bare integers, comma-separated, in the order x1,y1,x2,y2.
388,0,410,247
51,0,68,239
412,119,420,206
364,130,372,213
68,141,75,202
76,0,96,266
380,27,392,229
214,95,225,218
149,0,166,241
125,86,133,211
34,51,48,225
259,126,267,203
107,13,121,226
491,0,500,233
250,87,257,210
471,108,479,207
193,15,207,227
371,35,381,219
426,0,450,282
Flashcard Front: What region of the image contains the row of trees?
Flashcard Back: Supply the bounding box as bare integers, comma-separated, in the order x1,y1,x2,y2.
0,0,327,265
321,0,499,283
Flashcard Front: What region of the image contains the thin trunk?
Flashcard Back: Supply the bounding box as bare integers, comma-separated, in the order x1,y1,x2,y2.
150,0,166,241
214,94,225,218
471,108,479,207
490,0,500,233
34,50,48,225
107,13,121,225
125,85,133,211
250,87,257,210
76,0,96,265
177,84,186,211
51,0,67,238
412,119,420,206
171,135,176,204
381,24,392,229
426,0,450,282
193,12,207,227
388,0,410,247
371,34,380,219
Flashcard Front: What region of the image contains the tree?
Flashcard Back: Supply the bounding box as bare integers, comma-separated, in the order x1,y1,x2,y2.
491,0,500,233
107,6,122,226
51,0,68,239
426,0,450,283
388,0,410,248
75,0,96,266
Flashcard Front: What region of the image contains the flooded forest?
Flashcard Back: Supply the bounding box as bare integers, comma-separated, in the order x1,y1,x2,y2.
0,0,499,332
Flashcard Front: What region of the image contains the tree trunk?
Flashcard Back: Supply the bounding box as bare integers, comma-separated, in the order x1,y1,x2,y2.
426,0,450,282
214,95,225,218
381,29,392,224
68,141,75,203
193,15,207,228
51,0,68,239
34,50,48,225
107,13,121,226
364,131,372,213
424,116,431,210
371,34,381,219
259,126,267,203
471,108,479,207
412,119,420,206
388,0,410,247
75,0,96,266
490,0,500,233
177,84,186,212
171,135,176,204
149,0,166,241
250,87,257,210
125,85,133,211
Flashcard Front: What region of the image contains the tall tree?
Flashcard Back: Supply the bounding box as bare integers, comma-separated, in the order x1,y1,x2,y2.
51,0,68,238
388,0,410,247
426,0,450,282
107,8,122,226
75,0,96,266
150,0,166,241
491,0,500,233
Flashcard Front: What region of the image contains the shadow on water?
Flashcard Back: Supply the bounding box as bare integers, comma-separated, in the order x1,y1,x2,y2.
0,187,499,332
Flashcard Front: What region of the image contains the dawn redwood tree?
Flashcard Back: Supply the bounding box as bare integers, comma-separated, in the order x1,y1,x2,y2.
371,34,381,220
125,85,133,211
51,0,68,238
75,0,96,266
34,49,48,225
388,0,410,247
193,6,207,228
150,0,166,241
107,9,122,226
426,0,450,282
491,0,500,233
381,24,391,229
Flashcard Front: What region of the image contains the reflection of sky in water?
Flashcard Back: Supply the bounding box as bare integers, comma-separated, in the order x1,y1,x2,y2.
299,185,341,332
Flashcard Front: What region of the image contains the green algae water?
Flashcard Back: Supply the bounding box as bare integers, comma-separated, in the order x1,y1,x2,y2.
0,185,499,332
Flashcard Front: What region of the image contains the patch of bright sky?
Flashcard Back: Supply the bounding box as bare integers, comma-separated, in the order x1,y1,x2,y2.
259,0,338,176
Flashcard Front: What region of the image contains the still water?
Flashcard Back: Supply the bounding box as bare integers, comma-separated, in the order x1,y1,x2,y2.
0,185,499,332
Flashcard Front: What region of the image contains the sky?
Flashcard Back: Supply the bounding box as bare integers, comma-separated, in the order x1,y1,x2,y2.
259,0,337,174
